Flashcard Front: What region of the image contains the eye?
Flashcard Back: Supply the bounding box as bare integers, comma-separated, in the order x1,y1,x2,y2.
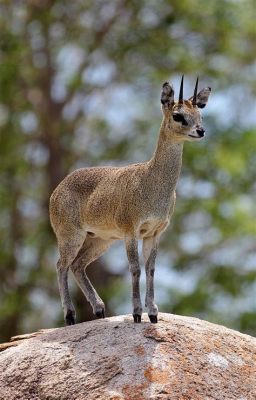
172,113,188,126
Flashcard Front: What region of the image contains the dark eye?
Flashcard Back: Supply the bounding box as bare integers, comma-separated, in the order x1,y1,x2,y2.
172,113,188,126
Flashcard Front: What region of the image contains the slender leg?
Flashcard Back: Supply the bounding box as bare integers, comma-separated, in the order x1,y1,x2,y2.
71,237,114,318
57,232,85,325
125,237,142,323
143,236,159,323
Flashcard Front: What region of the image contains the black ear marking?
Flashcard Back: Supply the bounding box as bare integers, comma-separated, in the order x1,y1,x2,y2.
161,81,174,109
189,86,211,108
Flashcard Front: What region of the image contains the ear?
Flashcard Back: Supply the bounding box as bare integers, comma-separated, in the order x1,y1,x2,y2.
161,81,174,112
190,87,211,108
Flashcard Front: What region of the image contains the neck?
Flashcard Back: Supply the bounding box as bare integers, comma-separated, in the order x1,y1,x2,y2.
148,119,184,189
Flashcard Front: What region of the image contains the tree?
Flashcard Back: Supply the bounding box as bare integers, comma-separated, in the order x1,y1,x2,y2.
1,0,256,341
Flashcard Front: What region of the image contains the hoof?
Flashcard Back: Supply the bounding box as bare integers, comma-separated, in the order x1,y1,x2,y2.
133,314,141,323
149,315,158,323
65,310,76,325
95,309,105,319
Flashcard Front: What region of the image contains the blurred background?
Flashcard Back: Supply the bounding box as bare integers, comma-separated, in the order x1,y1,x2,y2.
1,0,256,342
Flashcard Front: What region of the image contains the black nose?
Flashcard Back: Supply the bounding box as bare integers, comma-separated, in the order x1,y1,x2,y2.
196,127,205,137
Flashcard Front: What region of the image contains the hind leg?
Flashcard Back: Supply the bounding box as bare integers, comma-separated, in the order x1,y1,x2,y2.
71,237,114,318
57,230,85,325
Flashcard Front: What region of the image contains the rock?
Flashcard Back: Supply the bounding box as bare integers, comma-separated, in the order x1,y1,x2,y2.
0,313,255,400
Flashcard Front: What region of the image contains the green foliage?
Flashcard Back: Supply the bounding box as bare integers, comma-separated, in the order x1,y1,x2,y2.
1,0,256,341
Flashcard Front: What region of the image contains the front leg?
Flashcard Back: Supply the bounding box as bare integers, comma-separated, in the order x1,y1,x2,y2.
125,237,142,323
143,236,159,323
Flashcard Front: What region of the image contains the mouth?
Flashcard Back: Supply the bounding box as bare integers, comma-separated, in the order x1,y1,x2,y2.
188,134,203,140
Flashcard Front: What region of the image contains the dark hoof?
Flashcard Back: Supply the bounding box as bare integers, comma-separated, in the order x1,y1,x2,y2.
65,310,76,325
133,314,141,323
149,315,158,323
95,309,105,319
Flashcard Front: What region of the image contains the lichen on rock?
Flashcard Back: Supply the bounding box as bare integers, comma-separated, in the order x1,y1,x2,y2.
0,313,255,400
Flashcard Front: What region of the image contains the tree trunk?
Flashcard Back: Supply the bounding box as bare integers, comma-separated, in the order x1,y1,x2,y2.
0,313,255,400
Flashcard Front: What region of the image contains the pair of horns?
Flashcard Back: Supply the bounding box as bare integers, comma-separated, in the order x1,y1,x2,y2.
179,75,199,106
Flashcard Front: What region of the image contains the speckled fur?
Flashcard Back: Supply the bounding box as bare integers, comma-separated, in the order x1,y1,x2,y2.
49,81,211,325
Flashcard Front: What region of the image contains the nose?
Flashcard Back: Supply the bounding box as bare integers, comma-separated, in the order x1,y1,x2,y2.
196,127,205,137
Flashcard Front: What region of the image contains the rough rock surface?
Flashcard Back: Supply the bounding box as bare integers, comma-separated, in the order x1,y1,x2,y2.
0,313,255,400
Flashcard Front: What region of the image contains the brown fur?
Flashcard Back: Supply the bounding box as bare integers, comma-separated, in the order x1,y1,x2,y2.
49,80,211,325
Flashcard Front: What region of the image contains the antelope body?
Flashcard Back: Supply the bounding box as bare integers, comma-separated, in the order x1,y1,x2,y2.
49,77,211,324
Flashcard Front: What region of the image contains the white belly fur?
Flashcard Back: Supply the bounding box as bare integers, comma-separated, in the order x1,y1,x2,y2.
84,218,169,240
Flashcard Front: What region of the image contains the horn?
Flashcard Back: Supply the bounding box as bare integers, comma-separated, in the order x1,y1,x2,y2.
192,77,199,106
178,75,184,104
